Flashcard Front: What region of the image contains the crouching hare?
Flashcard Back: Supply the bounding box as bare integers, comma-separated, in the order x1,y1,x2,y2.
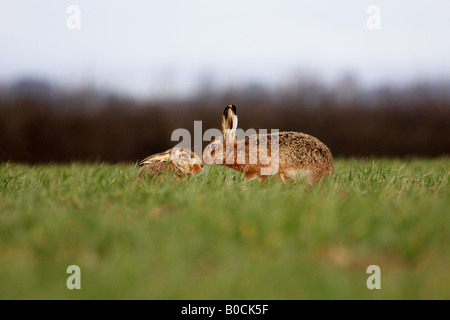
137,148,203,182
202,105,334,185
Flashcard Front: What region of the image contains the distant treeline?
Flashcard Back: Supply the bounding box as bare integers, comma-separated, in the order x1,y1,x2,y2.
1,78,450,163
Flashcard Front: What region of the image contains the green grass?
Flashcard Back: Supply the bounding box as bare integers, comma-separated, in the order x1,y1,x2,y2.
0,158,449,299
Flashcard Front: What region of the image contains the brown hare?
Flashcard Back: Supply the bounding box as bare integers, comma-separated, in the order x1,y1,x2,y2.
137,148,203,182
202,105,334,184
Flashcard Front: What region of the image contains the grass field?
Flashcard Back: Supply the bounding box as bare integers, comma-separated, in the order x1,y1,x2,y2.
0,158,449,299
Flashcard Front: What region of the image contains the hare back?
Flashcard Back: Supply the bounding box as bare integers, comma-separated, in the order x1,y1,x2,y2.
241,131,332,167
137,162,183,181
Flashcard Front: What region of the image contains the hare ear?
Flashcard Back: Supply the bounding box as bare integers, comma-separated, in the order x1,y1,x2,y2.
221,105,238,142
139,149,172,166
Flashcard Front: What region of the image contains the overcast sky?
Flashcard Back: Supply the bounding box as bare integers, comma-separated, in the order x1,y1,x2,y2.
1,0,450,98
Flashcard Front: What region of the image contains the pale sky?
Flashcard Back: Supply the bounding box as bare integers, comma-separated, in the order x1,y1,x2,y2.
1,0,450,98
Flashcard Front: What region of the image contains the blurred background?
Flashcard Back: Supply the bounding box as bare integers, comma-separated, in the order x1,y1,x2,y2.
1,0,449,163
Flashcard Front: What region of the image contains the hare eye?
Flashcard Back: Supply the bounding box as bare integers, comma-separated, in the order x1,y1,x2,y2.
182,153,190,159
